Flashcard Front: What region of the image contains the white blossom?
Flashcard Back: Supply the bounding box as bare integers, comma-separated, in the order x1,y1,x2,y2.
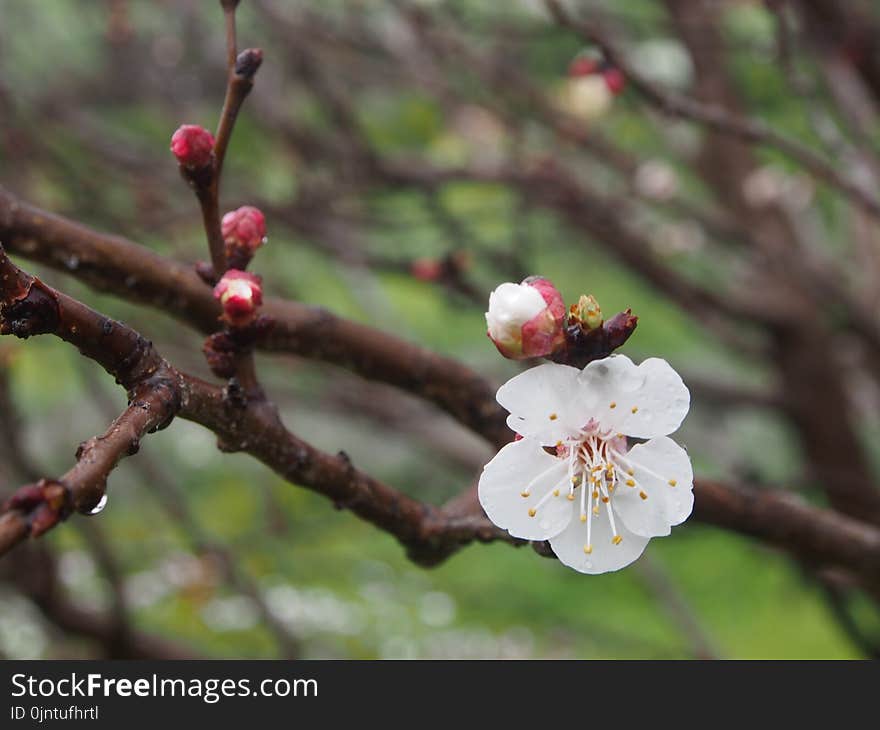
557,75,613,122
478,355,692,574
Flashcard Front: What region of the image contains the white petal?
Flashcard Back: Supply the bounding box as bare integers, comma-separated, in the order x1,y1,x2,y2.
549,504,650,575
486,282,546,341
497,363,585,445
564,75,612,121
478,438,574,541
579,355,689,438
611,437,694,538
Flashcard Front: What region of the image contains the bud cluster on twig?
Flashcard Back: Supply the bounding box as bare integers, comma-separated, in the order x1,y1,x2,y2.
485,277,637,367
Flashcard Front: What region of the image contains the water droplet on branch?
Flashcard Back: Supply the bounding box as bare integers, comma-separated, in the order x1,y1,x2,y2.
87,494,108,515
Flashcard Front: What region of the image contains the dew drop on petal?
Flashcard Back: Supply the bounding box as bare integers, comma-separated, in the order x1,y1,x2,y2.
87,495,108,515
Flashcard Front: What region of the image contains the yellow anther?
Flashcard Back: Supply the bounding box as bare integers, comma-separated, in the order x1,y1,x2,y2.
612,535,623,545
601,496,609,504
631,406,639,414
549,413,558,421
593,505,600,515
528,508,537,517
566,493,575,501
627,468,634,476
520,491,530,498
580,514,587,523
583,544,593,554
668,479,677,487
553,489,560,497
609,402,617,409
626,479,635,487
592,490,599,499
639,491,648,500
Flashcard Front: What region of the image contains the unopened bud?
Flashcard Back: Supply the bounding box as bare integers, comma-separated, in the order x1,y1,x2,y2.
170,124,215,168
235,48,263,80
213,270,263,327
569,56,598,78
572,294,603,330
411,258,443,282
603,309,639,350
602,67,626,95
222,206,266,268
486,277,565,359
559,74,612,122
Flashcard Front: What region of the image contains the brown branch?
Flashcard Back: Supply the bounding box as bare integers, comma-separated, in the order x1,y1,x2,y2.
0,244,181,552
5,245,880,587
78,365,301,659
222,0,239,72
213,48,261,187
183,4,261,277
0,380,178,554
0,187,511,448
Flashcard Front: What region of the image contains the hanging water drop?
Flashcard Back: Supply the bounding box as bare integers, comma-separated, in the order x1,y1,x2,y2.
87,494,108,515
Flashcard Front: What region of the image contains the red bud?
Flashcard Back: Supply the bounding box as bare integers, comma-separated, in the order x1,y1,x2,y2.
170,124,215,168
213,270,263,327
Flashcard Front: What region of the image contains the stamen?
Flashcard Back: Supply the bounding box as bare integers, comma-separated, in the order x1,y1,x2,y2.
639,491,648,500
587,480,594,547
579,473,587,523
521,460,567,499
631,406,639,414
605,497,620,543
611,448,680,490
609,402,617,409
583,544,593,554
528,508,536,517
549,413,558,421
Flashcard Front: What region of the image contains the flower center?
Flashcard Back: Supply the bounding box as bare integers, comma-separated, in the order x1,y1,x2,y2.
521,425,647,554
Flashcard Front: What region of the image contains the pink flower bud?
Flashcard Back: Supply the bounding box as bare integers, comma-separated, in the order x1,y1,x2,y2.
170,124,215,168
213,270,263,326
602,67,626,95
485,277,565,360
411,258,443,282
569,57,597,78
222,206,267,252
